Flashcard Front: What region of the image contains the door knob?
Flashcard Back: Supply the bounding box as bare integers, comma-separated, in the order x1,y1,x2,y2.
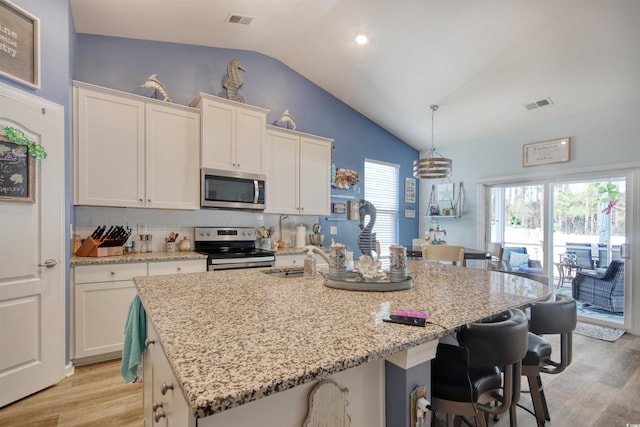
38,259,57,268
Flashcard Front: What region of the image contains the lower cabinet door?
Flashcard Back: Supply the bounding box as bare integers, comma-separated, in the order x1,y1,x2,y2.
74,280,138,359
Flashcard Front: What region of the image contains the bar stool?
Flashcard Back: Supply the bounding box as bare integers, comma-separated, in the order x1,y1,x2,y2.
431,309,529,427
516,294,576,426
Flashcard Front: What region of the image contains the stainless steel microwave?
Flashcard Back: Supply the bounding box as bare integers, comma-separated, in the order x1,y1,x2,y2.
201,168,266,210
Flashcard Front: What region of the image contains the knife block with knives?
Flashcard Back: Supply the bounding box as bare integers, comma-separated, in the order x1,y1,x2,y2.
74,225,132,257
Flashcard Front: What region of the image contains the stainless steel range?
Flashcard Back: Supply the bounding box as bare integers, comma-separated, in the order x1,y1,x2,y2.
195,227,275,271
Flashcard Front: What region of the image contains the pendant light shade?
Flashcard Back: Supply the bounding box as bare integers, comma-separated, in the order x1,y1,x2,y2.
413,105,453,179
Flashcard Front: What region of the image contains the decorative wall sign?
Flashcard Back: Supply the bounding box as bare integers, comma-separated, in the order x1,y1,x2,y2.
347,200,359,220
0,135,34,202
404,177,416,203
332,202,347,214
0,0,40,89
523,137,571,167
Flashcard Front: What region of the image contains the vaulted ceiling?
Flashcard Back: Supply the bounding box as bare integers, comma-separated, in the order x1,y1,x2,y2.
70,0,640,151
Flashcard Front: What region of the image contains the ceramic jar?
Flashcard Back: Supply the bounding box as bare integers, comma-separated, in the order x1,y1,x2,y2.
178,236,192,251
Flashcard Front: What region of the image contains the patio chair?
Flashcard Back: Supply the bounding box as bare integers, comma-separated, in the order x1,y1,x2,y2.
564,242,594,270
596,244,623,271
572,260,624,312
501,247,543,275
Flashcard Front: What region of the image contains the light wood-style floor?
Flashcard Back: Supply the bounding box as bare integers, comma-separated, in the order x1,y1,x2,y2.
0,332,639,426
0,360,142,427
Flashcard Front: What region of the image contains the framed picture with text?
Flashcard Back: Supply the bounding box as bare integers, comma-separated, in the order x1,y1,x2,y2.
0,0,41,89
523,137,571,167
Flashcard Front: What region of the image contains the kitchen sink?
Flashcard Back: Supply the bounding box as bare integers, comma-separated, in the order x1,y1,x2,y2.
263,268,305,278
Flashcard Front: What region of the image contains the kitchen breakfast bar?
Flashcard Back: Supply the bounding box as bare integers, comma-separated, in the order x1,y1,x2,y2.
134,260,550,426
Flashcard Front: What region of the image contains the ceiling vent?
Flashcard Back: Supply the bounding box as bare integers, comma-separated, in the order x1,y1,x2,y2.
225,13,254,25
524,97,553,111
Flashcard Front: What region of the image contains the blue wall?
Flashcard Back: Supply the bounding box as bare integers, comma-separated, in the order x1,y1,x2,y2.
74,35,420,252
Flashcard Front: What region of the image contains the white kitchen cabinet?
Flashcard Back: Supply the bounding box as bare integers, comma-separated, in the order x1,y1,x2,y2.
73,81,200,209
144,321,195,427
74,263,146,361
265,126,332,215
73,258,206,364
191,93,269,174
145,102,200,210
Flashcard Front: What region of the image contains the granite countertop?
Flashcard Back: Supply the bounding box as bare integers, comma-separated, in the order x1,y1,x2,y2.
134,260,550,418
70,251,207,266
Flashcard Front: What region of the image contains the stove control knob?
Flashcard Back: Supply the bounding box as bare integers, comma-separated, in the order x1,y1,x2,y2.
247,231,253,237
206,231,211,236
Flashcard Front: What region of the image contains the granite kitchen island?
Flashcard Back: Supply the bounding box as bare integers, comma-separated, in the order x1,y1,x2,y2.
134,260,550,426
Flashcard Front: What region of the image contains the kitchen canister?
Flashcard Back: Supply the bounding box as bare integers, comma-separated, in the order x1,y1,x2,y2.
178,236,192,251
389,244,408,281
295,224,306,248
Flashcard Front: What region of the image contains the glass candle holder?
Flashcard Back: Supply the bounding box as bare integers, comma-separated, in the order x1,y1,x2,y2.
329,242,347,278
389,244,407,281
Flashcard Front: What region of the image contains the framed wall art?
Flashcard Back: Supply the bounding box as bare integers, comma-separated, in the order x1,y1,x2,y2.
522,137,571,167
436,183,454,202
0,0,41,89
0,135,35,203
332,202,347,214
404,177,416,203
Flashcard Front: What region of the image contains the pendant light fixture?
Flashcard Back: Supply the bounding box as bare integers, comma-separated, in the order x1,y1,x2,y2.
413,105,453,179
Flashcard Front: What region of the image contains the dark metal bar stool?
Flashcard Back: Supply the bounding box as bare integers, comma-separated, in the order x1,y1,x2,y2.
516,294,577,426
431,309,529,427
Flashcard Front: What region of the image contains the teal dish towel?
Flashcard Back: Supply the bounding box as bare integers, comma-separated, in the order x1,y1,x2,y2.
121,294,146,383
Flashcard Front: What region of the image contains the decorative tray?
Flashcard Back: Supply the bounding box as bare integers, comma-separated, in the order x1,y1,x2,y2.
322,272,413,292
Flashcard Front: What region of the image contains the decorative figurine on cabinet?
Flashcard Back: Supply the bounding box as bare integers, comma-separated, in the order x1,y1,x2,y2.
223,59,246,103
141,74,172,102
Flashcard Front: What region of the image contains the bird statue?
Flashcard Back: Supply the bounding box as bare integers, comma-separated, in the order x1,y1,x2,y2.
223,59,245,103
141,74,172,102
276,109,297,130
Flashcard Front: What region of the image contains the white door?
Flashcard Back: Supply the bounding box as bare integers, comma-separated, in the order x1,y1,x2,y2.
0,82,65,407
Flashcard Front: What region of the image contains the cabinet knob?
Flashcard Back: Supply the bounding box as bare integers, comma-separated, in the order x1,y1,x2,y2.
147,199,152,203
154,410,166,423
110,271,115,276
152,401,163,411
145,338,156,347
161,382,174,395
177,267,182,272
139,198,144,202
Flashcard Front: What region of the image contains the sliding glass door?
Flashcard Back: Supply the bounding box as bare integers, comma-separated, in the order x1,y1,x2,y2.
487,175,627,327
489,184,545,271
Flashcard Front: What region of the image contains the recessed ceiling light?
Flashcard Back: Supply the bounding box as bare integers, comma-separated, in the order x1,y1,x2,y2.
355,32,369,45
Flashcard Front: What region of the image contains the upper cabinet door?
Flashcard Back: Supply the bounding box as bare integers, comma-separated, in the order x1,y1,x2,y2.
265,128,300,214
265,126,332,216
145,103,200,210
299,136,332,215
193,93,268,174
74,85,145,207
199,99,236,171
235,107,267,174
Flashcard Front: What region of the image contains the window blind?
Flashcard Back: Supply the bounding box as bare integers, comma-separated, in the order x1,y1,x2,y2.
364,159,399,258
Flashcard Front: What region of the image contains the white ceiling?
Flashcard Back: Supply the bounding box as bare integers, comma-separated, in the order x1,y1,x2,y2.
69,0,640,151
